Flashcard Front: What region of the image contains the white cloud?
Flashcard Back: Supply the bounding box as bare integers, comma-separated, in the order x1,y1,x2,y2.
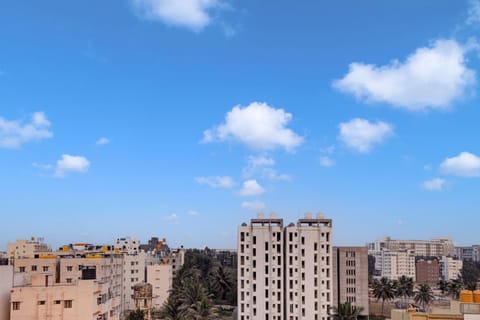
32,162,52,170
164,213,179,224
333,40,476,111
203,102,303,152
0,111,53,148
239,179,265,196
96,137,110,145
422,178,446,191
195,176,234,188
131,0,221,32
241,200,266,211
467,0,480,25
440,152,480,177
55,155,90,178
338,118,393,153
242,155,290,181
319,156,334,167
188,210,200,216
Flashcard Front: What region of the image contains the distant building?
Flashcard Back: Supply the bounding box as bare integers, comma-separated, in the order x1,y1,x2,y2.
416,258,440,286
368,237,454,257
115,237,140,255
440,256,463,281
455,245,480,262
7,238,51,260
372,248,416,280
214,249,238,269
333,247,369,318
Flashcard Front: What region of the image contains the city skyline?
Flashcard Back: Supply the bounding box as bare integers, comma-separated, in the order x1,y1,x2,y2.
2,1,480,250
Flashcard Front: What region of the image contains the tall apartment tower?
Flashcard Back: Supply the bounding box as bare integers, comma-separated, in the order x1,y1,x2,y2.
285,215,332,320
332,247,369,317
238,213,333,320
238,216,284,320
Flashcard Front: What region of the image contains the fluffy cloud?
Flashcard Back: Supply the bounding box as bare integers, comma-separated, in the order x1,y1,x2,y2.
467,0,480,24
195,176,234,188
188,210,200,216
319,156,334,167
203,102,303,152
333,40,475,111
241,200,266,211
242,155,291,181
440,152,480,177
239,179,265,196
338,118,393,153
0,111,53,148
96,137,110,145
422,178,446,191
164,213,179,224
131,0,220,32
55,155,90,178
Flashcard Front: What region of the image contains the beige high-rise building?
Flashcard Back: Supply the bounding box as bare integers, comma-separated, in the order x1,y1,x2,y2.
237,213,333,320
440,256,463,281
238,216,284,320
285,215,333,320
146,264,172,311
373,248,416,280
332,247,369,317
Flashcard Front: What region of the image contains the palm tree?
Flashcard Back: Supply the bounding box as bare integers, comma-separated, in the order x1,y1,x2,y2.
209,265,233,302
414,284,434,312
395,276,414,308
372,277,395,316
159,297,187,320
127,310,145,320
437,280,448,296
448,277,464,300
331,302,364,320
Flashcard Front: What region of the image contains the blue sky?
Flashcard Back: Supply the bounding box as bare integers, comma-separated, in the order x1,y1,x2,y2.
1,0,480,250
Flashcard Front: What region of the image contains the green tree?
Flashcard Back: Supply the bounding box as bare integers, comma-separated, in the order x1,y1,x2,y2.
395,276,414,308
209,265,233,302
331,302,364,320
372,277,395,316
461,261,480,290
127,310,145,320
437,280,448,296
159,297,187,320
414,284,434,311
448,277,464,299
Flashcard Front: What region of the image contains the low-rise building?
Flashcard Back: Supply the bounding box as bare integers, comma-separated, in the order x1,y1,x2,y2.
415,258,440,286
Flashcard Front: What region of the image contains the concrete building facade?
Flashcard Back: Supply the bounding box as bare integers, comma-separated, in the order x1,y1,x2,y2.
373,248,416,280
415,258,440,286
440,256,463,281
7,239,51,260
332,247,369,317
0,265,13,320
368,237,454,257
146,264,172,311
237,214,333,320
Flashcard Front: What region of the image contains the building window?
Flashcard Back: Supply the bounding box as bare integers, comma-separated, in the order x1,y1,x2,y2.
38,301,46,305
19,266,25,273
67,266,73,271
54,300,61,305
12,302,20,310
64,300,73,308
31,265,37,271
43,266,49,272
66,278,72,283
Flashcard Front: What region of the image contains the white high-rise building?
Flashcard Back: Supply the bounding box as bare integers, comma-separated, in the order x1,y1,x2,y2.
237,213,333,320
373,248,416,280
285,214,333,320
440,256,463,281
238,215,284,320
